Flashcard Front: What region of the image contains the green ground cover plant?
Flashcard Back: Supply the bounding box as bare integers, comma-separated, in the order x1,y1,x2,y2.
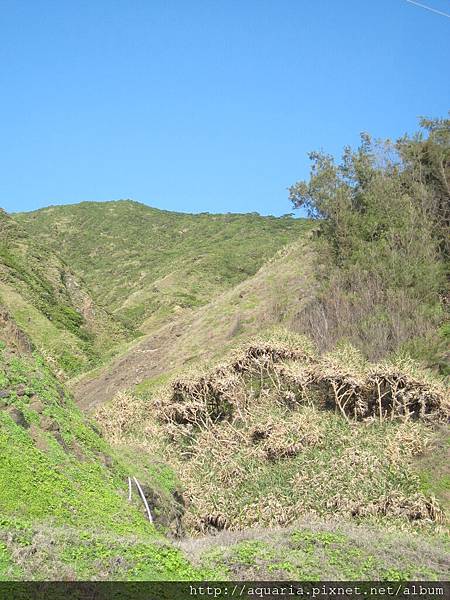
0,340,207,580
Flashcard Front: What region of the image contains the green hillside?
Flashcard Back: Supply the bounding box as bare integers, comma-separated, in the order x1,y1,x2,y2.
15,201,311,330
0,209,134,378
73,236,317,411
0,318,205,581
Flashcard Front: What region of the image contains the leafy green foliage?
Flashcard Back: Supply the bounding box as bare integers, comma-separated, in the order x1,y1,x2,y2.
0,344,207,580
0,349,144,532
289,117,449,369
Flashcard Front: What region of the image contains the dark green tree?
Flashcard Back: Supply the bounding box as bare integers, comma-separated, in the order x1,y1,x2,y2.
288,117,449,371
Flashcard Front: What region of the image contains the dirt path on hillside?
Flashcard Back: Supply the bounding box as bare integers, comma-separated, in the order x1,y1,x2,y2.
73,241,316,412
72,319,185,411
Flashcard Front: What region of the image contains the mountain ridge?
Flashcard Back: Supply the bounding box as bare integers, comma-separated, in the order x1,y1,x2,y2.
15,200,312,332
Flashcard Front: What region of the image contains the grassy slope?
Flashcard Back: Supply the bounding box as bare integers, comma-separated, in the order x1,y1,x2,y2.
0,321,210,581
0,209,135,378
180,520,449,581
0,208,206,579
73,237,317,410
15,201,311,330
4,201,449,581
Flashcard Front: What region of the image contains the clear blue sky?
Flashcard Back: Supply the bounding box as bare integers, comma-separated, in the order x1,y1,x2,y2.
1,0,449,216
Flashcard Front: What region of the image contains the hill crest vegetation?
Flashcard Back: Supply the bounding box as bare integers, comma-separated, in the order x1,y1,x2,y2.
15,201,311,333
0,209,134,378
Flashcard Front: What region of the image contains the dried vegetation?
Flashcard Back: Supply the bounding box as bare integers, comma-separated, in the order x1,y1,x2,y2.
96,333,449,535
157,334,449,427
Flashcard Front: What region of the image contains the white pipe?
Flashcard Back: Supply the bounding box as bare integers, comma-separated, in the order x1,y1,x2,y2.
133,476,153,523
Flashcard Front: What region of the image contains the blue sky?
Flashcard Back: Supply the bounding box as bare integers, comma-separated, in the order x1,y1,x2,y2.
1,0,449,216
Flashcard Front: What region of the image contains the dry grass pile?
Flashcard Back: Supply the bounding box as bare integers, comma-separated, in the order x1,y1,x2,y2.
96,333,448,535
95,391,149,444
158,335,449,428
342,492,443,522
157,333,316,428
249,408,323,461
176,411,446,532
174,408,326,534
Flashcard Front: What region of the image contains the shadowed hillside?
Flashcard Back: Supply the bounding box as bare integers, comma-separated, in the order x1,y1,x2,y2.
0,209,135,378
